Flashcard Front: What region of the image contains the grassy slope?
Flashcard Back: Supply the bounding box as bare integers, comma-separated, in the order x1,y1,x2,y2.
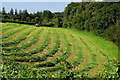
62,28,118,61
2,23,119,78
2,23,118,61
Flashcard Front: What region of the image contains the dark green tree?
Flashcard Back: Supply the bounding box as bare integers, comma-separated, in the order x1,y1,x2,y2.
10,8,14,15
2,7,6,15
15,9,17,15
19,10,22,15
42,10,53,20
22,10,29,21
26,17,31,22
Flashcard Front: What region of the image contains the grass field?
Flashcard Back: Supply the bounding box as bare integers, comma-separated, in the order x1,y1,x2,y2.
1,23,119,78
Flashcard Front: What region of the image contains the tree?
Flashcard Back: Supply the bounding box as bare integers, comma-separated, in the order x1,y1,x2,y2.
2,7,6,15
10,8,14,15
26,17,31,22
34,17,39,23
19,10,22,15
15,9,17,15
52,18,59,27
2,15,8,22
22,10,29,21
42,10,53,20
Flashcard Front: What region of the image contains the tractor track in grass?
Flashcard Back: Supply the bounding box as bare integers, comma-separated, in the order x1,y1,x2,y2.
41,33,89,73
24,28,48,52
6,28,40,46
16,28,41,49
36,30,63,64
14,28,47,59
2,23,118,79
40,31,75,71
2,27,28,42
18,29,52,64
1,27,24,36
65,33,75,62
42,32,75,72
2,26,12,30
4,27,34,43
1,26,18,35
71,34,89,71
80,36,104,76
29,30,52,56
6,28,34,48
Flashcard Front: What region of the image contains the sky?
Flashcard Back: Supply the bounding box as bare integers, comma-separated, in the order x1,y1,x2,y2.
1,0,82,2
0,0,104,13
2,2,71,13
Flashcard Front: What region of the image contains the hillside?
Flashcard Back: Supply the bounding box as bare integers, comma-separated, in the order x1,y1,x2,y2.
1,2,120,47
1,23,119,78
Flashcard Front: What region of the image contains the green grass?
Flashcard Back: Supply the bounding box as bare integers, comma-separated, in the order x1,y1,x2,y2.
2,23,25,32
68,34,83,67
15,29,59,62
2,28,36,47
7,28,51,57
34,29,71,67
2,23,119,78
2,27,29,41
5,28,43,52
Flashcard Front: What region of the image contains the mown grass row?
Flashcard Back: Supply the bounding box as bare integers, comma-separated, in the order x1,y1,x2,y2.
39,36,118,78
2,23,24,32
34,30,71,68
2,27,34,43
85,39,118,78
2,23,118,78
28,32,82,73
18,29,70,68
3,28,43,52
2,28,36,50
40,31,98,75
29,30,82,72
72,36,98,75
15,29,59,62
68,34,83,67
3,27,108,77
34,33,100,76
2,27,29,41
2,26,20,33
35,32,87,73
8,28,51,57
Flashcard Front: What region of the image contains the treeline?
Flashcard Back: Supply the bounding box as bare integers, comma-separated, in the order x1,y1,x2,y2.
0,8,63,27
63,2,120,46
0,2,120,46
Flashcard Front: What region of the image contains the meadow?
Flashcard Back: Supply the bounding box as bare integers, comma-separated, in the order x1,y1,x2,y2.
1,23,119,78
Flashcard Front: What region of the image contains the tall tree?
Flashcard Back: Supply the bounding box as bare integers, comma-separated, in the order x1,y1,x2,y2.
42,10,53,20
23,10,29,16
19,10,22,15
15,9,17,15
2,7,6,15
10,8,14,15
